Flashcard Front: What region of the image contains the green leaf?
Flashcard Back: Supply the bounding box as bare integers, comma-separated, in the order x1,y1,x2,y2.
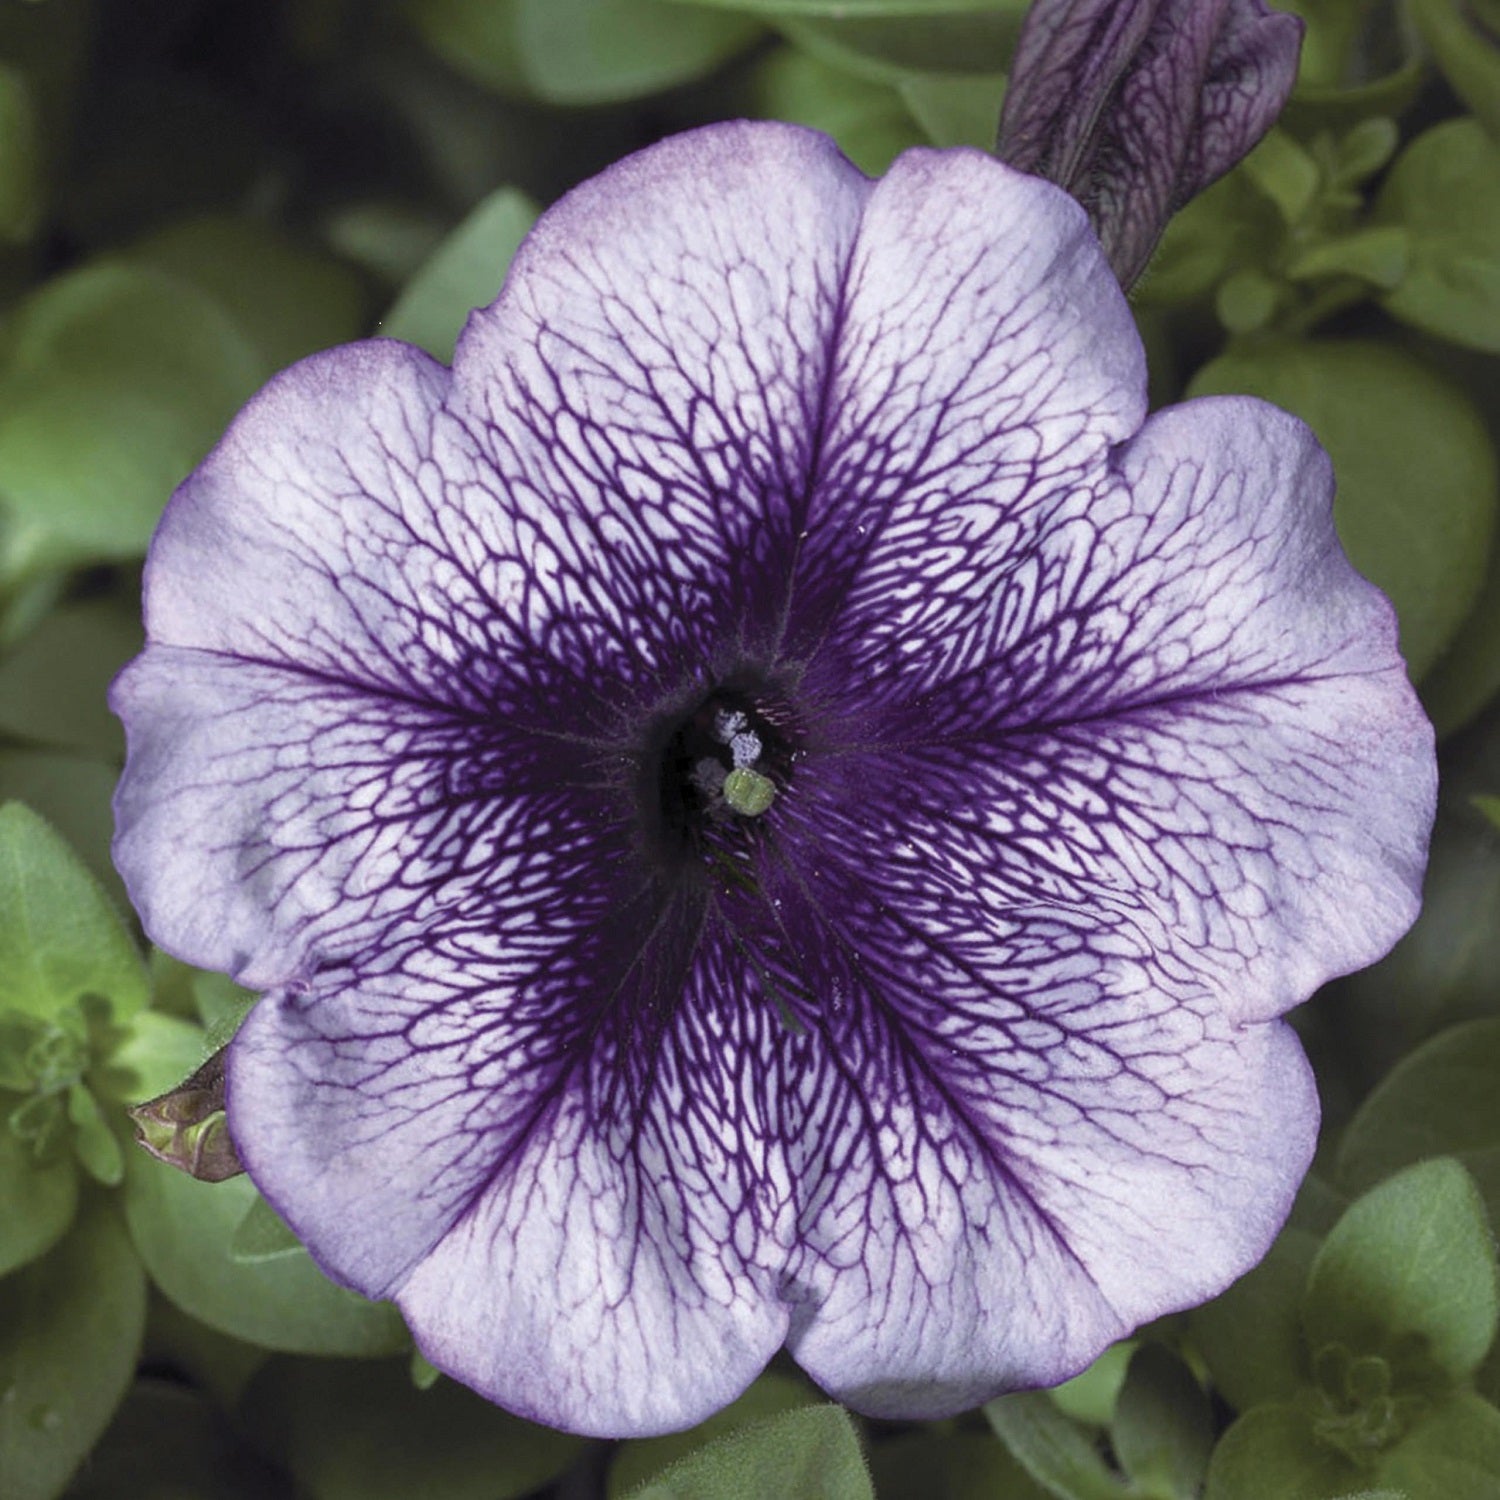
749,47,924,176
239,1355,582,1500
983,1391,1128,1500
404,0,761,106
62,1379,288,1500
1134,170,1281,308
121,1146,408,1356
0,599,140,758
0,749,125,910
100,1010,212,1105
0,262,267,575
1377,1392,1500,1499
0,1197,147,1500
1304,1159,1500,1384
775,10,1026,85
1408,0,1500,141
230,1193,304,1264
1204,1403,1362,1500
675,0,1017,11
381,187,538,363
0,1106,77,1275
1049,1340,1136,1427
1285,226,1409,290
67,1082,124,1187
1187,338,1499,680
896,72,1005,151
1192,1228,1320,1412
0,802,149,1021
628,1404,872,1500
609,1370,821,1497
1338,1019,1500,1224
1423,550,1500,734
1242,129,1321,226
1375,118,1500,354
1475,794,1500,832
1110,1345,1214,1499
869,1430,1053,1500
130,214,368,373
1279,0,1426,131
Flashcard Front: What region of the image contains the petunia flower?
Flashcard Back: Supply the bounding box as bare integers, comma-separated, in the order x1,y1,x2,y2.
111,122,1435,1437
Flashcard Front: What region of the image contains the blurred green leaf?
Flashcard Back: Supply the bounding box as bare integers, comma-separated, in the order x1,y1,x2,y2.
230,1193,304,1265
1279,0,1425,130
0,802,148,1022
1409,0,1500,140
1476,793,1500,831
628,1404,872,1500
676,0,1014,10
1188,338,1499,680
1377,1392,1500,1498
1376,118,1500,354
1110,1344,1214,1499
1285,226,1408,290
983,1391,1128,1500
0,61,42,244
1192,1229,1320,1413
1134,170,1280,308
776,10,1023,84
405,0,760,105
1304,1158,1499,1384
64,1379,292,1500
67,1081,123,1187
0,749,123,909
121,1146,408,1357
0,598,141,758
1203,1402,1361,1500
609,1370,820,1497
1242,129,1321,226
239,1355,582,1500
0,1198,147,1500
382,186,538,362
0,1107,77,1276
131,215,369,373
1338,1019,1500,1224
100,1009,207,1108
868,1430,1053,1500
897,71,1005,150
1423,550,1500,735
1049,1340,1136,1428
0,263,267,576
750,47,924,175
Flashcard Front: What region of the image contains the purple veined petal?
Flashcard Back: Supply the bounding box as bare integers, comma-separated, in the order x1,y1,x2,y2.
111,648,609,988
809,395,1434,1025
997,0,1303,288
227,897,801,1435
448,121,874,677
775,145,1146,666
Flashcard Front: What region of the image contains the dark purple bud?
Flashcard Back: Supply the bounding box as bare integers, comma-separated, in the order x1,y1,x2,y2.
128,1047,243,1182
997,0,1303,288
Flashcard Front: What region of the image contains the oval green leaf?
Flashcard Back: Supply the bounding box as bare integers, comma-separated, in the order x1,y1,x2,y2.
0,1197,147,1500
0,801,149,1021
1377,118,1500,354
121,1145,408,1357
1303,1158,1500,1384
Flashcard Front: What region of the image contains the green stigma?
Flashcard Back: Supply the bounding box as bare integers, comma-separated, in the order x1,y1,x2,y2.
723,766,776,817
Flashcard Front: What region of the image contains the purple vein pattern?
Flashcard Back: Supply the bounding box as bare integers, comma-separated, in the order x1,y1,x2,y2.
111,124,1436,1438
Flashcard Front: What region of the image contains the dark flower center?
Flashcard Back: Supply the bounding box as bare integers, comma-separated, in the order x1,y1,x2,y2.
649,679,796,867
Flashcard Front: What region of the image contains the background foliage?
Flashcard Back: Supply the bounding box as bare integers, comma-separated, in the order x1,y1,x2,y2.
1,0,1498,1496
